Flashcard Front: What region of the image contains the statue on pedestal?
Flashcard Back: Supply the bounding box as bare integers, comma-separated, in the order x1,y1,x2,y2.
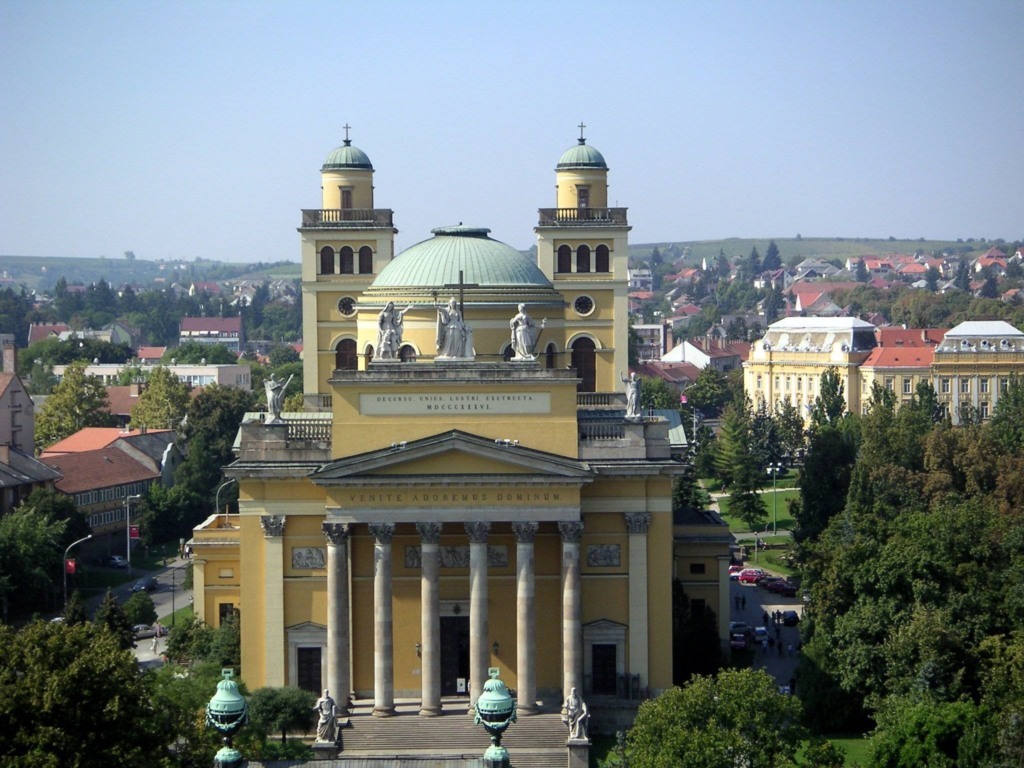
264,373,294,423
436,297,473,359
562,687,590,741
313,689,338,744
621,371,642,420
375,302,415,360
509,303,545,361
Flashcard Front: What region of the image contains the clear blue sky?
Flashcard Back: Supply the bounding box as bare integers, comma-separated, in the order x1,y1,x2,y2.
1,0,1021,263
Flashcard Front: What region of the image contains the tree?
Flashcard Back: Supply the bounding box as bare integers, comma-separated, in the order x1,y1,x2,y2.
163,342,237,365
93,589,137,651
129,365,192,431
247,686,316,743
925,266,941,292
763,284,784,324
762,240,782,272
0,621,168,768
149,662,230,768
0,507,67,619
954,261,971,292
687,366,731,416
979,274,999,299
123,591,157,627
638,375,677,410
34,360,116,451
989,375,1024,453
866,697,991,768
855,258,869,282
624,668,804,768
165,614,215,664
773,397,805,461
715,403,767,529
809,367,847,430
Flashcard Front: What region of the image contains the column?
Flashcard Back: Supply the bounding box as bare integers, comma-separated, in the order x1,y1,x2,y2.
625,512,651,688
323,522,351,714
466,521,490,709
369,523,395,717
559,521,584,701
416,522,443,716
513,521,539,715
260,515,286,686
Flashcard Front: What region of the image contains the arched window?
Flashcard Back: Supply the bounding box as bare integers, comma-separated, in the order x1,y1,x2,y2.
364,344,374,368
502,345,514,362
576,245,591,273
335,339,357,371
557,245,572,273
340,246,354,274
596,245,610,273
358,246,373,274
320,246,335,275
571,337,597,393
545,343,557,370
399,345,416,363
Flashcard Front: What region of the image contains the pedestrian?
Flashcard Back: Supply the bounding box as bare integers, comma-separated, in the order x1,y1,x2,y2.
763,611,770,626
761,639,768,654
150,635,158,653
741,595,746,610
787,643,794,657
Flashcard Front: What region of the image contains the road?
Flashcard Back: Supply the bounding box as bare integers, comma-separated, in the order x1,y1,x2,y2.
730,577,804,693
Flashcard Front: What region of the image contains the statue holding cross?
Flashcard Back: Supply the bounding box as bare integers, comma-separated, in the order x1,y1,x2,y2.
435,270,477,360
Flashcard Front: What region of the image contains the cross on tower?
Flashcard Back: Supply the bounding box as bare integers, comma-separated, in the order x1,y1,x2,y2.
578,122,586,142
342,123,351,144
443,270,479,317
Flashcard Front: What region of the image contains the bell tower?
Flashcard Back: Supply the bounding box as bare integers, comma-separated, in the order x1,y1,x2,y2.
536,126,630,393
300,127,397,405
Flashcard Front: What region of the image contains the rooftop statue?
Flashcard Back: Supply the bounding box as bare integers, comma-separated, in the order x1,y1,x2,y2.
264,373,294,423
435,297,474,360
621,371,642,420
509,303,546,361
375,301,415,360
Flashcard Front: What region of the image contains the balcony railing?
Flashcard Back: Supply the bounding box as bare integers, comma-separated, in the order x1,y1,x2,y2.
301,209,394,228
537,207,628,226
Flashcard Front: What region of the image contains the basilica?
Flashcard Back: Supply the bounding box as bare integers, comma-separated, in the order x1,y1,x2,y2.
190,131,729,719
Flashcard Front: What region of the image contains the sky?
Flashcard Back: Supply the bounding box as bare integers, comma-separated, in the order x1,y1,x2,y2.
1,1,1021,263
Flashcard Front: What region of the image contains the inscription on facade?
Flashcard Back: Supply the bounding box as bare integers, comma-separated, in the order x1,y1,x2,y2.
292,547,326,569
586,544,621,567
404,545,509,569
344,490,563,507
360,392,551,416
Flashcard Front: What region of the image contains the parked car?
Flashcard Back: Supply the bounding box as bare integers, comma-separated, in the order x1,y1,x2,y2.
761,576,785,591
738,568,766,585
133,624,155,639
728,564,744,580
782,610,800,626
132,576,158,593
764,578,799,597
730,633,748,651
108,555,128,569
753,626,769,642
729,621,751,636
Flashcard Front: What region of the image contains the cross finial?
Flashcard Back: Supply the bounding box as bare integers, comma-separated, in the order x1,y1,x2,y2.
578,121,586,144
342,123,352,145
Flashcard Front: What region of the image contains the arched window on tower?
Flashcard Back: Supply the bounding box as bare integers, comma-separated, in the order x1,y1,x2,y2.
557,245,572,273
335,339,357,371
545,343,556,370
596,245,610,273
576,245,591,273
320,246,335,275
571,337,597,393
340,246,354,274
358,246,373,274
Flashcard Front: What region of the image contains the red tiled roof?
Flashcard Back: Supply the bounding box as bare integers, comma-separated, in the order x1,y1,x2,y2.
40,427,171,456
27,323,70,345
628,291,655,301
636,361,702,384
136,346,166,360
875,328,947,347
43,448,159,495
0,372,15,398
180,317,242,333
862,347,934,368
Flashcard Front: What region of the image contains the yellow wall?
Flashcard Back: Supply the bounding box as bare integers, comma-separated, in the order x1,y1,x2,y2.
555,169,609,208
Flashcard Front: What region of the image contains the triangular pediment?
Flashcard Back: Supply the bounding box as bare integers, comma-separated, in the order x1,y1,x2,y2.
311,430,592,484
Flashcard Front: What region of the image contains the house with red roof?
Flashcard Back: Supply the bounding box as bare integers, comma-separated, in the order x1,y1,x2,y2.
26,322,70,346
179,316,244,353
859,345,936,408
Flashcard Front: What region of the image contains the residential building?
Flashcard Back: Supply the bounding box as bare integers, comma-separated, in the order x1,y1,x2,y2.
179,316,244,353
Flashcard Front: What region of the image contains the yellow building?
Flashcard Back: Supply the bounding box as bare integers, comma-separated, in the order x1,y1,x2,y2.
192,132,719,718
746,317,1024,424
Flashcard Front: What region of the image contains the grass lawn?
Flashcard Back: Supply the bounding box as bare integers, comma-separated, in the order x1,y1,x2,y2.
823,735,871,766
159,604,194,627
717,489,799,534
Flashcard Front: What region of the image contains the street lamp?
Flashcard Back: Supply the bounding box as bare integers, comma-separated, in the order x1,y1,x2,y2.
124,494,141,577
215,477,238,515
63,534,92,611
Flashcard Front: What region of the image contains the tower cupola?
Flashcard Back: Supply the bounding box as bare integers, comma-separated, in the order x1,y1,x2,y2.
554,123,609,209
321,125,375,209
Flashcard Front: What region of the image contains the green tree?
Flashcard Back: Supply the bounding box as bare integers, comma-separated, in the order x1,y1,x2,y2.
773,397,805,461
163,342,237,365
165,614,215,664
809,367,847,430
866,697,991,768
954,261,971,292
925,266,941,292
63,590,88,625
639,375,677,410
129,365,192,431
763,283,784,324
247,686,316,743
979,274,999,299
762,240,782,272
792,422,859,544
208,611,241,669
855,258,869,282
687,367,731,416
624,668,804,768
34,360,116,451
0,287,33,351
123,590,157,627
268,344,300,367
93,589,136,651
0,507,67,619
989,375,1024,453
0,621,168,768
149,662,230,768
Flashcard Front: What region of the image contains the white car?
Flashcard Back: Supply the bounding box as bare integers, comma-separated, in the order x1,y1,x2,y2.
108,555,128,568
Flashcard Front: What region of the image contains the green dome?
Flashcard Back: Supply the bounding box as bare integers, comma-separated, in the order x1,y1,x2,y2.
557,139,607,170
371,227,552,289
322,140,373,171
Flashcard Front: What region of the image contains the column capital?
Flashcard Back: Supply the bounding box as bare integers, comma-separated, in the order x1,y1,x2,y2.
624,512,652,534
465,521,490,544
368,522,395,544
260,515,286,537
558,521,584,544
416,522,443,544
322,522,350,545
512,521,539,543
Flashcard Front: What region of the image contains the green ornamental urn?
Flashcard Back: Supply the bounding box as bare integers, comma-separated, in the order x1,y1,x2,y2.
205,668,248,768
473,669,517,768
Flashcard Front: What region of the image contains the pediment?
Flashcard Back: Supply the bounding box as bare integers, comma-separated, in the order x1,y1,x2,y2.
311,430,591,484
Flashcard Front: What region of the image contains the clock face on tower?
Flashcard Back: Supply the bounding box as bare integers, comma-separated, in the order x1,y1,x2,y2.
573,295,595,316
338,297,356,316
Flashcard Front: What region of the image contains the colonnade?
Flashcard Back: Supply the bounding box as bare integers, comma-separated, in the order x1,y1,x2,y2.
263,513,651,716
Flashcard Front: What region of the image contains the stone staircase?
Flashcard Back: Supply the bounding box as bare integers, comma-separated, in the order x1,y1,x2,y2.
338,698,570,768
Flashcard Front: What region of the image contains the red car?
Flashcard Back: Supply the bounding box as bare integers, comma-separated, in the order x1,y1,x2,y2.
738,568,766,584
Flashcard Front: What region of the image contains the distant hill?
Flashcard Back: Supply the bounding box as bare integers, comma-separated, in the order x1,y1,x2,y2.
627,237,998,267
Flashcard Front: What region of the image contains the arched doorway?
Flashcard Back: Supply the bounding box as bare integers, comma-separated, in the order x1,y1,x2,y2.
570,338,596,393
